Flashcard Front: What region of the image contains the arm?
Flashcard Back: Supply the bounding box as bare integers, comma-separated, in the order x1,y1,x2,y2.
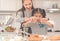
16,11,25,23
22,16,38,27
22,19,32,27
45,21,53,27
47,20,54,27
16,11,30,23
39,18,54,27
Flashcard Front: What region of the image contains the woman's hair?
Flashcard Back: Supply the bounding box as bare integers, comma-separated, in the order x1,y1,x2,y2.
16,0,34,17
32,8,46,18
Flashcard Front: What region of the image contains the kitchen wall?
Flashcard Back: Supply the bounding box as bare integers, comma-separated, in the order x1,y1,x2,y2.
46,13,60,30
0,0,22,11
0,0,60,11
0,0,60,30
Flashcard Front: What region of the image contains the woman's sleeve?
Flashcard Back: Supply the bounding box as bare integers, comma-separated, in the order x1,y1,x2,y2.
48,20,54,25
16,11,26,23
47,20,55,28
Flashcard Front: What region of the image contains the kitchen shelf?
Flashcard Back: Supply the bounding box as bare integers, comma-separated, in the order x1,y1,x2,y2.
0,10,16,15
47,8,60,13
0,10,16,12
47,8,60,11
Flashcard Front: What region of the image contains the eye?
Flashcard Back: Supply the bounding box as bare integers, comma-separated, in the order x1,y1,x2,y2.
35,16,38,17
25,4,28,6
39,16,41,17
29,3,31,5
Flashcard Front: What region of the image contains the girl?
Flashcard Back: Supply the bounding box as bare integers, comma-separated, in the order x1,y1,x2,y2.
23,8,54,35
16,0,46,36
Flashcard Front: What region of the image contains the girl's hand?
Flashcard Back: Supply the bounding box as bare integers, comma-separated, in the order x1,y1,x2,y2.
42,18,49,21
39,18,48,24
40,20,47,24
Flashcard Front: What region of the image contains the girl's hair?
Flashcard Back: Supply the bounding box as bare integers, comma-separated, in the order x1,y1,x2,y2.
16,0,34,17
32,8,46,18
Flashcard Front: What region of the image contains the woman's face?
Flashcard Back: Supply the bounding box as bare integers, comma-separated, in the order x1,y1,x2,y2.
23,0,32,10
34,12,42,18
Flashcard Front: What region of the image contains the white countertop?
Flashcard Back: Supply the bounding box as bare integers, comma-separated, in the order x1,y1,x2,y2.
0,32,60,41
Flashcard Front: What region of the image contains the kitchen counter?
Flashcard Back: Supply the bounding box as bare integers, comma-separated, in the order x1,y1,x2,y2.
0,32,60,41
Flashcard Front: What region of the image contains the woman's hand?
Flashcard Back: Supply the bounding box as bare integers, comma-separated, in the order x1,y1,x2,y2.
24,18,31,22
23,16,38,26
23,18,32,26
29,16,38,23
24,16,37,23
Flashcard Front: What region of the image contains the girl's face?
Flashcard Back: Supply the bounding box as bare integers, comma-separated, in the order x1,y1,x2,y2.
34,12,42,18
23,0,32,10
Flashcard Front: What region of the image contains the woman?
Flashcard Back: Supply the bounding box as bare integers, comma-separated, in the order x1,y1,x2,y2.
16,0,35,36
16,0,34,23
16,0,46,23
